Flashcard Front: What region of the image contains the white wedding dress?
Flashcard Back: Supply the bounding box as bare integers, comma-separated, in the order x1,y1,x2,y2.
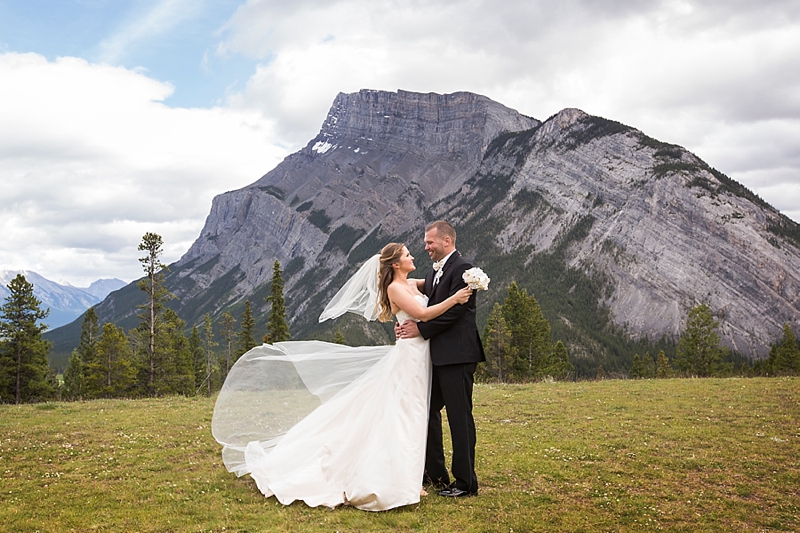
212,296,431,511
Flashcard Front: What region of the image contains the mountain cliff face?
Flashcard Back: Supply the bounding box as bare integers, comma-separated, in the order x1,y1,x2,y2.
175,90,539,304
433,108,800,359
46,89,800,374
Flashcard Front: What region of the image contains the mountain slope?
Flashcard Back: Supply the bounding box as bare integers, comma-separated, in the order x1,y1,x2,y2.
45,90,800,376
174,89,539,313
422,109,800,367
1,270,125,329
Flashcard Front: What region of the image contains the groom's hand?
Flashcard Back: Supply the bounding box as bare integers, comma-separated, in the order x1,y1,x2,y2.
395,319,421,339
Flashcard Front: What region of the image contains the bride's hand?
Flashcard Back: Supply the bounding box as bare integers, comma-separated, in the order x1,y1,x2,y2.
454,287,472,304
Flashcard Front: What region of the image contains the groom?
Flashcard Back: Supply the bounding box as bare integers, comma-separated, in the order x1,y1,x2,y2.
397,220,485,497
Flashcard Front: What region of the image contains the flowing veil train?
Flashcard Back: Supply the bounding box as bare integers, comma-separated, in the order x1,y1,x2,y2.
212,255,388,475
211,255,431,510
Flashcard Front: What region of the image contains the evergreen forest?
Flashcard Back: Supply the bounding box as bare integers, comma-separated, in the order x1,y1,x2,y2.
3,232,800,404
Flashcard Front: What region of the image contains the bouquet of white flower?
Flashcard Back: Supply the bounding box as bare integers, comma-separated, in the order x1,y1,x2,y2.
462,267,490,291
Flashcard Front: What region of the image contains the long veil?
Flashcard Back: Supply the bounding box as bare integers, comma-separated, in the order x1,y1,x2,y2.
318,254,381,321
211,255,393,476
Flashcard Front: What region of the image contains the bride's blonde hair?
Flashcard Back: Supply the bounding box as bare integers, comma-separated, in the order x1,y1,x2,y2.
377,243,405,322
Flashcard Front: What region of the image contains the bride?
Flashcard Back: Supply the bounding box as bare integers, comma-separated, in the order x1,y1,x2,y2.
212,243,472,511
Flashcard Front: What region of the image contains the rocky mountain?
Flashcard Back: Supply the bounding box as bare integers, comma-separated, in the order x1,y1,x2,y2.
454,109,800,362
45,89,800,376
1,270,125,329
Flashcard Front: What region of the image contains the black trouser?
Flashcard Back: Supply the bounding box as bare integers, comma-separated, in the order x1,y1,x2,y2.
424,362,478,493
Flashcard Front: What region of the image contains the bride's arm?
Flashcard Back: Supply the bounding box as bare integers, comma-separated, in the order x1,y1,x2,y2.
388,283,471,322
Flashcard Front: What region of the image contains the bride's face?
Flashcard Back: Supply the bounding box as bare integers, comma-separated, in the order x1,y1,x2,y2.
396,247,416,274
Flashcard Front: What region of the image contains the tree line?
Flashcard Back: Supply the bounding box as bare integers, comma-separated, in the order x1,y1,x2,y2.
480,290,800,383
2,232,799,403
627,303,799,379
0,232,291,404
479,282,574,382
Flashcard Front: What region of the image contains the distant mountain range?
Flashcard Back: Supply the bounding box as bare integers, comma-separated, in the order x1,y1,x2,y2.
44,89,800,377
0,270,125,329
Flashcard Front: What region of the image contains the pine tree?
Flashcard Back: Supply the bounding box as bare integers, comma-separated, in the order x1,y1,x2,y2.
201,313,218,395
189,326,204,393
752,357,766,376
333,330,346,345
156,309,193,395
766,323,800,375
127,327,148,395
501,282,550,380
0,274,54,403
656,350,673,378
220,311,237,376
630,354,644,379
92,323,136,397
75,308,100,397
78,307,99,366
62,349,84,400
631,352,655,379
265,260,290,343
642,351,655,378
595,365,607,381
136,232,174,394
675,303,727,377
542,340,573,380
236,301,257,357
482,302,516,383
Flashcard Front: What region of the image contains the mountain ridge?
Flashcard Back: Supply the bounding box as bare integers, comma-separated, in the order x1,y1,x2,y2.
1,270,125,329
424,107,800,362
44,89,800,376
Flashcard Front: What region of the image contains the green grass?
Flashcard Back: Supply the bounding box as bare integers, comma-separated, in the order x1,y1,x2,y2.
2,378,798,532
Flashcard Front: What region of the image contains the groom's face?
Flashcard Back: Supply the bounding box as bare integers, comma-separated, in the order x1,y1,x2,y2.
424,229,447,261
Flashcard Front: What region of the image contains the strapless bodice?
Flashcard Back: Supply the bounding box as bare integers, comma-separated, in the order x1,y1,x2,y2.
395,294,428,322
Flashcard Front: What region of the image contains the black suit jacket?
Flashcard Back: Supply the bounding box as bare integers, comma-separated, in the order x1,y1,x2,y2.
417,251,486,366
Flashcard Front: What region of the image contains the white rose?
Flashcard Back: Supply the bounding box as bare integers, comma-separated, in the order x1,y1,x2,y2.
462,267,490,290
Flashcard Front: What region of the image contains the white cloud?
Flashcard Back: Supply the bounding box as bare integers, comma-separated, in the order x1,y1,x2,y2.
218,0,800,222
0,52,285,285
3,0,799,288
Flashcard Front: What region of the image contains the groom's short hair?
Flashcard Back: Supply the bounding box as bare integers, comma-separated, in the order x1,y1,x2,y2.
426,220,456,244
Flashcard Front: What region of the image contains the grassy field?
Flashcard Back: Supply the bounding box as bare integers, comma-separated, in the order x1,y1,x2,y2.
1,377,798,532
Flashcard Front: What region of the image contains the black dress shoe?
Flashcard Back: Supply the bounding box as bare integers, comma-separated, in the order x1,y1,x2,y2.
437,487,477,498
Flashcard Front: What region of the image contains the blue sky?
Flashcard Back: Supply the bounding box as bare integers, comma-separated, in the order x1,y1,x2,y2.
1,0,799,285
0,0,253,107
